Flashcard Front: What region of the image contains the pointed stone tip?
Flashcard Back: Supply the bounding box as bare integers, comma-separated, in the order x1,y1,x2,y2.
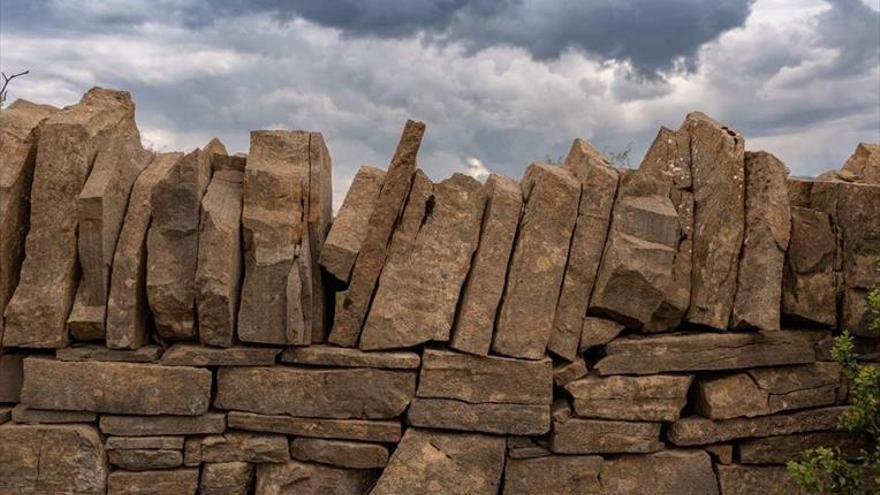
203,137,228,156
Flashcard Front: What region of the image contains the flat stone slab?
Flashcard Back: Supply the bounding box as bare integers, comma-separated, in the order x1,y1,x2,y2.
185,432,289,464
105,436,185,450
100,413,226,436
215,366,415,419
256,460,380,494
716,465,806,495
668,406,847,445
280,345,420,369
227,411,402,443
107,469,199,495
565,374,693,422
21,358,212,415
551,418,664,454
160,345,279,367
738,432,864,464
601,450,719,495
11,404,97,424
553,358,588,387
56,344,162,362
290,438,390,469
406,398,550,435
200,462,254,495
579,317,625,351
108,448,183,471
503,455,603,495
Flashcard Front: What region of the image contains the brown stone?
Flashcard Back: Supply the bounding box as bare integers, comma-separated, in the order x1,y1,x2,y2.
65,286,105,341
668,406,846,445
185,432,289,464
417,349,552,405
551,418,663,454
738,431,864,464
0,407,10,424
837,181,880,336
601,450,719,495
840,142,880,183
107,469,199,495
228,411,401,443
684,112,746,329
11,404,97,424
579,316,625,351
100,413,226,436
280,345,419,369
0,424,107,494
256,460,380,494
201,462,254,495
21,358,211,415
503,455,603,495
160,344,278,366
215,366,415,419
716,465,806,495
406,398,550,435
706,444,735,464
595,330,819,375
303,132,334,343
56,344,162,362
319,165,385,283
371,428,505,495
108,449,183,470
106,152,182,349
361,173,485,350
291,438,390,469
550,139,619,359
105,436,185,450
783,206,838,326
0,352,26,402
4,88,139,348
553,357,588,387
565,374,692,422
450,173,522,355
494,163,580,359
731,151,791,330
329,120,426,347
506,436,551,459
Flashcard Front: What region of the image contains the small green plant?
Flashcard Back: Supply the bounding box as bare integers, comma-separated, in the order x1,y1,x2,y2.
0,70,29,108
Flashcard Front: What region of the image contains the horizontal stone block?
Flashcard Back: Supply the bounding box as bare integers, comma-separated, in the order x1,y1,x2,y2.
503,455,603,495
105,436,185,450
11,404,97,424
716,465,806,495
290,438,390,469
551,418,664,454
565,374,692,422
108,449,183,471
227,411,402,443
256,460,380,494
160,345,279,366
406,398,550,435
280,345,420,369
737,432,864,464
99,413,226,436
507,436,551,459
107,469,199,495
601,450,719,495
185,432,289,465
55,344,163,363
668,406,846,446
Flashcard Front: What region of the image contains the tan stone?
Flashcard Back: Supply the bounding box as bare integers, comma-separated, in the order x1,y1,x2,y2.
280,345,420,369
738,431,864,464
506,436,551,459
160,344,278,366
0,408,10,424
228,411,402,443
329,120,426,347
185,432,289,464
384,168,434,267
201,462,254,495
579,316,625,351
716,465,806,495
494,163,579,359
551,418,664,454
107,469,199,495
783,206,838,326
11,404,96,424
291,438,389,469
503,455,603,495
108,448,183,470
406,398,550,435
837,181,880,336
601,450,719,495
0,352,26,402
450,173,522,355
303,132,334,343
706,444,735,464
553,357,588,387
668,406,846,445
66,285,105,341
100,413,226,436
56,344,162,362
105,436,185,450
565,374,692,422
840,142,880,183
255,460,379,494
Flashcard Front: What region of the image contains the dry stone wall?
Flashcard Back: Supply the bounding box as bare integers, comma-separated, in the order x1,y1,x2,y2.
0,87,878,494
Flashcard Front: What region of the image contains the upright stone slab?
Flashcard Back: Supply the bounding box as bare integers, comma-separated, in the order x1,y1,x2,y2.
549,139,619,360
503,455,603,495
684,112,746,329
196,155,245,347
565,374,693,422
840,142,880,183
731,151,791,330
238,131,307,345
494,163,579,359
601,450,719,495
302,131,333,343
668,406,846,445
256,460,379,494
371,428,505,495
384,169,434,268
837,181,880,336
782,206,838,327
4,88,139,348
200,462,254,495
319,165,385,283
329,120,426,347
0,100,57,343
450,174,522,355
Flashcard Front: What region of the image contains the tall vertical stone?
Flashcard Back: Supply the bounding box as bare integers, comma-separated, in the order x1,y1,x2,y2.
837,181,880,336
731,151,791,330
4,88,139,348
782,206,837,327
384,169,434,268
493,163,579,360
684,112,745,329
450,174,522,355
106,153,182,349
303,132,333,343
196,154,245,347
361,173,485,350
548,139,619,360
328,120,426,347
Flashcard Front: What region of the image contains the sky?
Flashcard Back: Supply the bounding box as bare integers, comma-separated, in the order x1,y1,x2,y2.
1,0,879,207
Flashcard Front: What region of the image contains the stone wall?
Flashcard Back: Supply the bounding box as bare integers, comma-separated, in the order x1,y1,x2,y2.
0,87,878,494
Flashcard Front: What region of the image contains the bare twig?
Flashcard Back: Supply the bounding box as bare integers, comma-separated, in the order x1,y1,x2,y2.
0,70,29,107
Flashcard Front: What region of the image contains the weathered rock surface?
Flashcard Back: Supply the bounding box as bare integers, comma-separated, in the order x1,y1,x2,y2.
280,345,419,369
738,431,864,464
565,374,693,422
494,163,579,359
185,432,289,464
106,152,182,348
4,88,139,348
506,436,551,459
731,151,791,330
361,173,485,350
290,438,390,469
406,398,550,435
503,455,603,495
549,139,619,359
66,286,106,341
56,344,162,362
553,357,588,387
601,450,719,495
668,406,846,445
0,408,10,424
255,460,379,494
840,142,880,183
302,131,334,343
837,181,880,336
371,428,505,495
108,448,183,470
200,462,254,495
319,165,385,282
21,358,211,415
105,436,185,450
160,344,278,366
450,173,522,355
0,353,26,402
228,411,401,443
215,367,415,419
107,469,200,495
11,404,97,424
716,465,806,495
551,418,664,454
329,120,425,347
782,205,838,326
0,424,107,494
579,316,625,351
100,413,226,436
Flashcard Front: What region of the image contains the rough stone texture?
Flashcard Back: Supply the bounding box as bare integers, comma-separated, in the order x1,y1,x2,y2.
0,424,107,494
551,418,664,454
494,163,580,359
450,173,522,355
255,460,379,495
716,465,806,495
361,173,485,350
553,357,588,387
197,157,245,347
56,344,162,362
215,367,415,419
706,444,735,464
185,433,289,464
290,438,390,469
731,151,791,330
668,406,846,445
11,404,97,424
280,345,419,369
319,165,385,282
21,358,211,415
100,413,226,436
228,411,402,443
371,428,505,495
0,407,10,424
108,448,183,470
200,462,254,495
106,152,182,348
406,398,550,435
329,120,426,347
417,349,552,405
160,344,278,366
783,205,838,326
105,436,185,450
506,436,551,459
4,88,139,348
549,139,619,359
565,374,693,422
601,450,719,495
65,287,105,341
738,431,864,464
503,455,603,495
302,131,334,344
694,362,842,419
840,142,880,183
684,112,746,330
0,352,26,402
107,469,200,495
594,330,819,375
837,181,880,336
579,316,625,351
